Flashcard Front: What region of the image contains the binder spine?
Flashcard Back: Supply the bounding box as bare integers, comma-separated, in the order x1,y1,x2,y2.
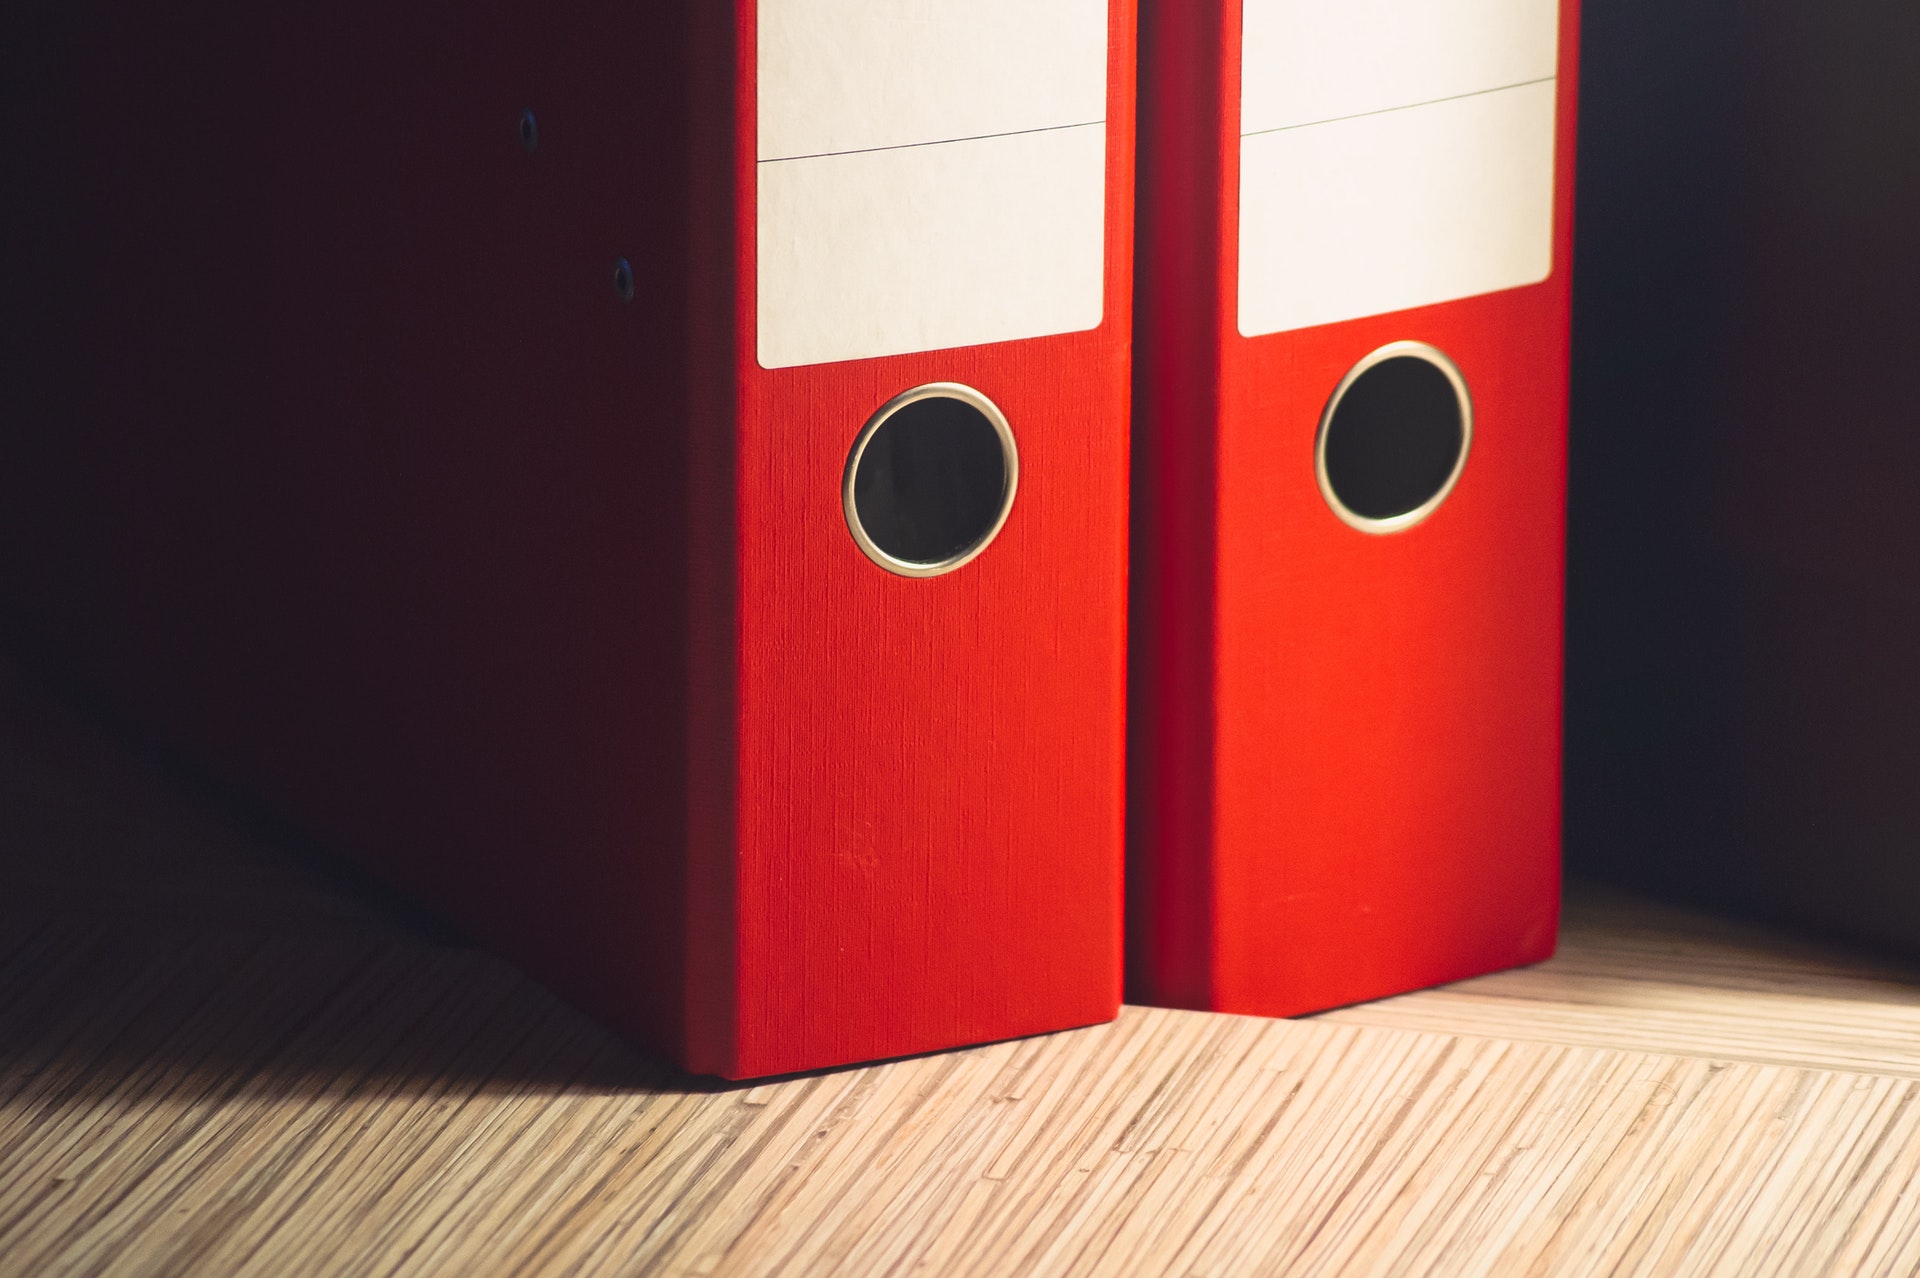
1132,0,1581,1016
701,0,1135,1077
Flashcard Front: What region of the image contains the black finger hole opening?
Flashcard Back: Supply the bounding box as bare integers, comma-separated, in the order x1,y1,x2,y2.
849,394,1013,571
1321,353,1467,526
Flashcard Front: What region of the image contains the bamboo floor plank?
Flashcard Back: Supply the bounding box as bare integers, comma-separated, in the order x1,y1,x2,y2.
3,664,1919,1276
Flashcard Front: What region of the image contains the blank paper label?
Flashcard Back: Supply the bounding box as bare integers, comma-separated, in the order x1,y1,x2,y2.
1238,0,1559,337
756,0,1109,369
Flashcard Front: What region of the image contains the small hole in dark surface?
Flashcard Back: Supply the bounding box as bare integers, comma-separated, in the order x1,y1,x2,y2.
851,396,1011,567
1322,354,1467,523
612,258,635,303
518,108,538,152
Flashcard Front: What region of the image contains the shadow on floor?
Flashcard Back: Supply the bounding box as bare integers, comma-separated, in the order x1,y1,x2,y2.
0,656,734,1102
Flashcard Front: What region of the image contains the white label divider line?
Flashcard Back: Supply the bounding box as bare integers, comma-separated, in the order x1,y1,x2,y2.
757,123,1108,367
1241,77,1555,139
755,0,1109,366
1237,78,1557,336
761,120,1107,167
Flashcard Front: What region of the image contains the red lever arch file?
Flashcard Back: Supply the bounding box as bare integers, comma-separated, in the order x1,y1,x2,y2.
1,0,1134,1077
1129,0,1579,1015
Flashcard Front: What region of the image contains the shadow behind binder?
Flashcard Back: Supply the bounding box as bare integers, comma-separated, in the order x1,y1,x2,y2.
1,0,1135,1077
1565,0,1920,955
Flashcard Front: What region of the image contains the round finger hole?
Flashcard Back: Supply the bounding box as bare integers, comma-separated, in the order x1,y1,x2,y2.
843,384,1018,578
1315,341,1472,534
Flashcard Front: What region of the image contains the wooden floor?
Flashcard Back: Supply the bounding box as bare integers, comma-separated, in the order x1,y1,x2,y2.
5,667,1920,1276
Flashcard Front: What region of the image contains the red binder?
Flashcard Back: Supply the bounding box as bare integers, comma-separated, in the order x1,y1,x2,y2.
1,0,1134,1077
1129,0,1579,1015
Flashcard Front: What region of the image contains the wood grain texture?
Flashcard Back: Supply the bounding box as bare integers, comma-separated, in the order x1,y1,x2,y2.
4,665,1920,1276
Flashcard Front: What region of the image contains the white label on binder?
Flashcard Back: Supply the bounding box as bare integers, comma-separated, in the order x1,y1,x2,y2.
756,0,1109,369
1238,0,1559,337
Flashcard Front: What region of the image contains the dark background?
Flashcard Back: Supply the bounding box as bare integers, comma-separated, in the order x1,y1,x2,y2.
6,1,1920,955
1567,0,1920,949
